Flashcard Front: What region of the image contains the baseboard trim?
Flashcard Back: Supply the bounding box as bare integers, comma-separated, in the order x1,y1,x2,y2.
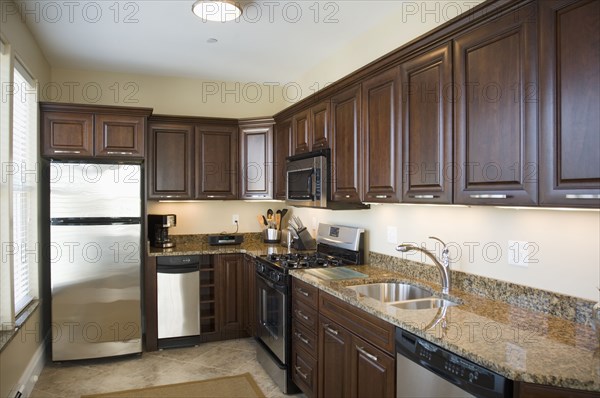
8,332,47,398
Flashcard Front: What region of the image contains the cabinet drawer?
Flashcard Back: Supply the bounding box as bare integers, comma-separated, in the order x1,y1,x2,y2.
319,292,395,354
291,345,318,397
292,299,318,331
292,319,317,356
292,278,319,308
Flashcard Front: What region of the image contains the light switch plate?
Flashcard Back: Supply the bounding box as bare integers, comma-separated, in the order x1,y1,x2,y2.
387,226,397,244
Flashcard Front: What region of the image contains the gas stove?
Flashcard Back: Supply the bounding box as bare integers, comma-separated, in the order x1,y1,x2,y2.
262,252,345,270
255,223,365,395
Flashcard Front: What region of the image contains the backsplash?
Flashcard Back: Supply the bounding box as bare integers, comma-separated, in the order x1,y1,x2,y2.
369,252,596,327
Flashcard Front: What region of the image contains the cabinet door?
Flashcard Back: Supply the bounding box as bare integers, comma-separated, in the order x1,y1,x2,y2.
454,3,538,205
95,114,145,158
147,123,195,199
539,0,600,207
362,67,402,203
311,101,330,150
240,124,273,199
349,336,395,398
274,119,292,200
401,43,453,204
196,126,238,200
217,254,243,334
42,112,94,157
318,316,351,398
292,108,311,154
331,85,362,202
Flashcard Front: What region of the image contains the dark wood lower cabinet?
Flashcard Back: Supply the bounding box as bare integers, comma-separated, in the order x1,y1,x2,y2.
291,345,318,397
515,381,600,398
349,336,395,398
243,255,257,337
318,316,352,398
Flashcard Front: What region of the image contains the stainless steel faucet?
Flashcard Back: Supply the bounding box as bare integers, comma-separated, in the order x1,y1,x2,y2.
396,236,451,295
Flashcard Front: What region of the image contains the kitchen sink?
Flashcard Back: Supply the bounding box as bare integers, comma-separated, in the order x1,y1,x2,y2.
347,282,433,303
389,298,459,310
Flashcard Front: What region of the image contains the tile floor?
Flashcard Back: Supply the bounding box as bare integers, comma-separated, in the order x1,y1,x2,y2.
31,338,306,398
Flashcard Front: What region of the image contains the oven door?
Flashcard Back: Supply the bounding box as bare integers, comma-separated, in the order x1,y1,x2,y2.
256,273,287,364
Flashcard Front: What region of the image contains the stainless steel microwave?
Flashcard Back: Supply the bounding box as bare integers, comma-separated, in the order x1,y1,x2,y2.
286,149,329,208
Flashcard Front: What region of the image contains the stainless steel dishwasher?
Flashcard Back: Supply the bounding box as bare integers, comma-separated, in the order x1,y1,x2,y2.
157,255,201,348
396,328,513,398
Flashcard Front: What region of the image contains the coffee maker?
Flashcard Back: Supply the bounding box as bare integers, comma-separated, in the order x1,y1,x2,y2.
148,214,176,248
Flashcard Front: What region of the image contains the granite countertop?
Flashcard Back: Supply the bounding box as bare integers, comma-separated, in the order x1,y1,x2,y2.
147,233,298,258
290,265,600,392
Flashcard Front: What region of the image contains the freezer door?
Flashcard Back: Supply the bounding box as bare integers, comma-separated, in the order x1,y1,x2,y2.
50,224,141,361
50,163,141,218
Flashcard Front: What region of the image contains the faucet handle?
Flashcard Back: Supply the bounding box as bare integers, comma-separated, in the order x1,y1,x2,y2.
429,236,450,266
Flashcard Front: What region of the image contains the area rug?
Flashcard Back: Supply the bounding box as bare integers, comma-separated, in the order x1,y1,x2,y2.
81,372,266,398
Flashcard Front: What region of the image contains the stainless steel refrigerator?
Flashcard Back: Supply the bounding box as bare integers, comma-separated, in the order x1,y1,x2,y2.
50,162,142,361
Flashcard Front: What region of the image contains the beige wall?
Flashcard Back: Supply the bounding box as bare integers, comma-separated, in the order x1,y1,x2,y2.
0,308,43,398
147,200,285,235
290,205,600,302
49,68,289,118
0,3,50,397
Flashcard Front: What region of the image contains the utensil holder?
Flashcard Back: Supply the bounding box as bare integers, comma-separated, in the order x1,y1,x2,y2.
294,227,316,250
263,228,281,243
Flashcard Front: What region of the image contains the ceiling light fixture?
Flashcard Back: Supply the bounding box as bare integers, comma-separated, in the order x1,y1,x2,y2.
192,0,242,22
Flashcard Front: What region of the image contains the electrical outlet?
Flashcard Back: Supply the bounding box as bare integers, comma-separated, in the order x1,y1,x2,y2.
232,214,239,225
508,240,529,267
387,226,397,244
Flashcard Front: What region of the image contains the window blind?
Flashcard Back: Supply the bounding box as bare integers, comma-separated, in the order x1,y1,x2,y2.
12,63,38,314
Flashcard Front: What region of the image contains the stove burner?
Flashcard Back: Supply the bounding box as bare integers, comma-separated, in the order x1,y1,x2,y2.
264,252,346,270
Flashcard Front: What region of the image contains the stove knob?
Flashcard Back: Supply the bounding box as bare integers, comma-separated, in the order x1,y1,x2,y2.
258,264,264,273
274,274,282,282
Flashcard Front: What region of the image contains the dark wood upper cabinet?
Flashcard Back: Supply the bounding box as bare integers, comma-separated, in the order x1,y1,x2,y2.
292,108,311,155
331,85,362,202
274,118,292,200
453,3,538,206
400,43,453,204
310,101,330,150
361,67,402,203
41,103,151,159
539,0,600,208
239,121,274,200
42,111,94,157
195,125,238,200
147,122,195,199
95,114,145,158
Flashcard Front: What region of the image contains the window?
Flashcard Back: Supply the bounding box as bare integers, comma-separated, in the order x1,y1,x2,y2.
11,62,39,314
0,44,39,324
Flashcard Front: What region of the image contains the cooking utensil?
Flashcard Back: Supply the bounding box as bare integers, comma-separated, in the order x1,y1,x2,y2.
257,215,266,229
262,215,268,226
267,209,273,222
275,213,281,230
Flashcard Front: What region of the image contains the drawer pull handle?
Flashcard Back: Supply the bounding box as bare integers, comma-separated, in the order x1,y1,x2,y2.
297,288,309,297
207,195,226,199
53,150,81,154
106,151,134,155
469,194,509,199
409,195,439,199
374,195,390,199
345,195,351,198
357,346,378,362
566,194,600,199
296,310,309,321
324,324,339,335
294,331,310,345
295,366,308,380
